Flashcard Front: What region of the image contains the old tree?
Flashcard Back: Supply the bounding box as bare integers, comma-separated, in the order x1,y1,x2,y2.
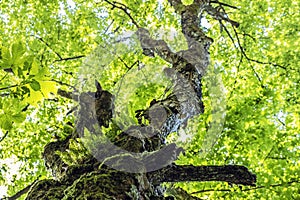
0,0,299,199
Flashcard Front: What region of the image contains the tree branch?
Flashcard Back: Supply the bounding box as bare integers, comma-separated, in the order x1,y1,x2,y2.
103,0,140,28
57,89,78,101
0,131,8,143
32,35,63,60
0,73,9,82
4,178,39,200
53,55,85,62
191,179,300,194
51,79,77,90
206,2,288,70
148,164,256,186
0,84,18,91
204,4,239,28
232,27,287,70
210,0,239,10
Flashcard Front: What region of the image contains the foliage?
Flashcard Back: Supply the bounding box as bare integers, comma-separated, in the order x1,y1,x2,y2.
0,0,299,199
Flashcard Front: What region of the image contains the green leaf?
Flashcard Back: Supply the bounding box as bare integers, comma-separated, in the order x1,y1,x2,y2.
12,113,26,123
0,46,12,68
1,117,13,130
11,41,25,59
30,79,41,91
30,59,39,75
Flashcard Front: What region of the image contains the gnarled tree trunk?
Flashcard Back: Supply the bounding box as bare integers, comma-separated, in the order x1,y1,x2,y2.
25,1,256,199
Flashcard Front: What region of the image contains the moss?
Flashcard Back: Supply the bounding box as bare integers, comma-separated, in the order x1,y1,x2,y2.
26,179,67,200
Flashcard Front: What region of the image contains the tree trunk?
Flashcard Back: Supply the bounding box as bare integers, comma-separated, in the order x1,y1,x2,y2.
25,1,256,199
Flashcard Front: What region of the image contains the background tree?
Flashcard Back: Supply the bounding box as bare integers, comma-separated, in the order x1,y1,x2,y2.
0,0,299,199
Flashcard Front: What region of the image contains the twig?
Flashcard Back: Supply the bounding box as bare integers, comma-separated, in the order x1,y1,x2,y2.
276,117,286,127
114,60,138,97
66,106,78,115
263,146,274,161
220,22,265,88
0,73,8,82
51,79,77,91
237,32,256,41
220,19,267,88
227,52,243,101
220,21,237,48
232,27,287,70
205,4,239,28
104,19,115,34
0,84,18,91
249,62,264,87
54,55,85,62
0,93,10,97
103,0,140,28
210,1,239,9
117,56,138,70
211,4,287,70
0,131,8,143
224,140,242,163
32,35,63,60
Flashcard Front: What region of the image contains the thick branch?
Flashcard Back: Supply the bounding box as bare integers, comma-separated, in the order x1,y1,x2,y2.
191,180,300,194
57,89,78,101
148,164,256,186
4,178,39,200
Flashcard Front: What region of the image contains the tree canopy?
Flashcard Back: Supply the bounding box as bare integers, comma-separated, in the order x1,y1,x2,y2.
0,0,299,199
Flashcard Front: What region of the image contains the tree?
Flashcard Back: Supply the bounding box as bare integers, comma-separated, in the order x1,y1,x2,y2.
0,0,299,199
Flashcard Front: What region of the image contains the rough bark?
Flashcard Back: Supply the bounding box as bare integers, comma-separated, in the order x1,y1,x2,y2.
23,1,256,199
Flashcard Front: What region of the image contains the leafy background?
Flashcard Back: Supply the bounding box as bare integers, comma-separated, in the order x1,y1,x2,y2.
0,0,299,199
